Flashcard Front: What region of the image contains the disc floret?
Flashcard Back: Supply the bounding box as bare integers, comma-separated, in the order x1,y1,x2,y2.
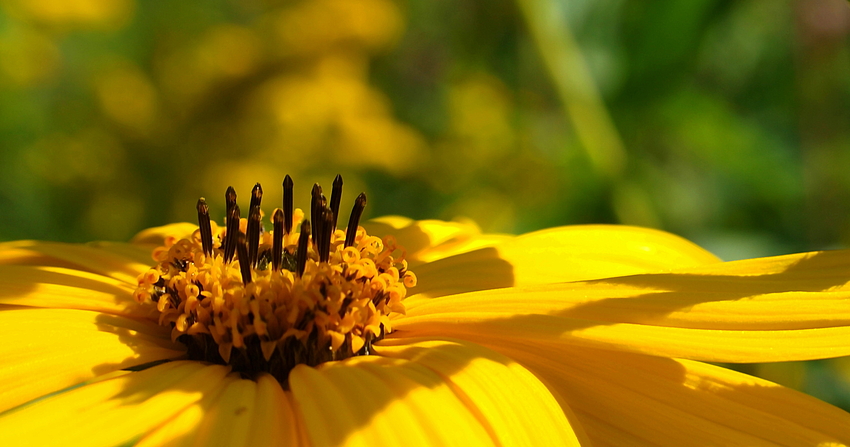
133,176,416,385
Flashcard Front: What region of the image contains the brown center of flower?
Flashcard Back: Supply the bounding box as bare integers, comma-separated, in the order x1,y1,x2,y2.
133,175,416,386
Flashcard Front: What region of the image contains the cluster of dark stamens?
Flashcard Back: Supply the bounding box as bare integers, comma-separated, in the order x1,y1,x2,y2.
136,174,415,386
195,174,367,284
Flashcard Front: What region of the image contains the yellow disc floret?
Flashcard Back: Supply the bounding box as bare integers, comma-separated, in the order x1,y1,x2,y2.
133,176,416,385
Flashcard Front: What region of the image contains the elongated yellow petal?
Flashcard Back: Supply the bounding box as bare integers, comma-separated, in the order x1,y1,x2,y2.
0,362,232,447
131,222,199,246
244,375,303,447
137,374,301,447
0,240,150,284
399,249,850,362
0,241,86,270
133,386,223,447
208,375,301,447
187,379,259,447
0,308,185,413
394,312,850,362
402,275,850,332
364,217,500,265
289,355,498,447
137,374,303,447
88,241,159,266
373,338,586,446
492,341,850,446
412,224,720,297
680,247,850,277
0,265,152,317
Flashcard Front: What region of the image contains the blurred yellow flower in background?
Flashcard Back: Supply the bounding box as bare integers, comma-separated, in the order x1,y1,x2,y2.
0,0,427,242
3,0,133,29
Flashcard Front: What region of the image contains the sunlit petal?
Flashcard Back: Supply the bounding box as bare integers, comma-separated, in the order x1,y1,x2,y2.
399,249,850,362
0,308,185,413
364,216,499,265
88,241,158,266
0,362,232,447
0,265,151,317
131,223,199,246
244,375,303,447
374,337,586,446
0,241,85,270
137,374,301,447
492,341,850,446
394,310,850,363
412,224,721,297
0,240,150,284
289,355,498,446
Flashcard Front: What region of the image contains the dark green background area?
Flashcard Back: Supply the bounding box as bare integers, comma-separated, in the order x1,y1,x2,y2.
1,0,849,408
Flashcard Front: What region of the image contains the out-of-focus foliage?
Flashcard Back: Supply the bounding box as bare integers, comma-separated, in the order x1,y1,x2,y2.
2,0,849,261
2,0,850,413
0,0,425,242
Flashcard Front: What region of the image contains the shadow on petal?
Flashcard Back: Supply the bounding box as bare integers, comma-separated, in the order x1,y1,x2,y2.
488,340,850,447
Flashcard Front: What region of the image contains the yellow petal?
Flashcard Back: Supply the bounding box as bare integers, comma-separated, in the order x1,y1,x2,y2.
0,265,152,317
395,311,850,363
131,222,199,246
0,362,232,447
244,375,303,447
412,224,720,298
182,378,259,447
0,240,150,284
364,217,499,265
411,233,513,266
680,247,849,277
133,385,223,447
492,341,850,446
403,275,850,332
373,338,586,446
0,308,185,413
88,241,159,266
0,241,86,270
399,249,850,362
289,355,498,446
137,374,301,447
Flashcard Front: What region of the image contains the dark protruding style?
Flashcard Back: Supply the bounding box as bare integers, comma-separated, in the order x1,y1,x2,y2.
344,193,367,248
311,184,322,245
316,194,327,249
236,232,252,284
225,186,237,216
320,208,334,263
247,205,261,268
330,174,343,231
272,209,284,271
196,198,213,256
283,175,294,234
297,220,311,277
249,183,263,212
224,204,241,263
215,175,360,271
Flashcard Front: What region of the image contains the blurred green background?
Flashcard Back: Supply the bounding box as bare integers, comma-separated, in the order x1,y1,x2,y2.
1,0,850,409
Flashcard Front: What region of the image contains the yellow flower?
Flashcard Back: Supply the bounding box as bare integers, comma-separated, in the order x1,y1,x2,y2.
1,176,849,446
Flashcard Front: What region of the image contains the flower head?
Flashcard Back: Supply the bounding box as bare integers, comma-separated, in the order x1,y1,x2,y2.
1,175,849,446
134,176,415,384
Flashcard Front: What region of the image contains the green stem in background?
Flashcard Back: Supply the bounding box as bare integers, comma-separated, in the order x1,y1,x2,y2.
516,0,626,179
517,0,661,227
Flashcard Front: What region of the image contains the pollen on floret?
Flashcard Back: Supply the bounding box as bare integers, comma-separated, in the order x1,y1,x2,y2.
133,175,416,386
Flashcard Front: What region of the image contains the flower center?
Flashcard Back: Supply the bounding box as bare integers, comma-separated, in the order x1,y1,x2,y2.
133,175,416,386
